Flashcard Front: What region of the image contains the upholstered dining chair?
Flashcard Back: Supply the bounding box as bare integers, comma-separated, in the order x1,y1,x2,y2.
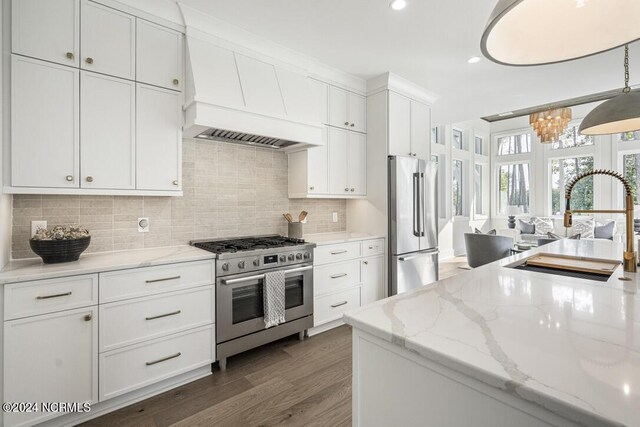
464,233,514,268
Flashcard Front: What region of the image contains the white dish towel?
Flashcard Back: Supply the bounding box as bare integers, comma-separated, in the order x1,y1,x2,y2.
264,270,286,328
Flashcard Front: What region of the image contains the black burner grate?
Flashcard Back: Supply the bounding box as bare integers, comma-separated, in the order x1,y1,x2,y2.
193,236,305,254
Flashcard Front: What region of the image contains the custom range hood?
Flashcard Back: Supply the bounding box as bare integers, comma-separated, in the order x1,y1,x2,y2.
180,4,323,150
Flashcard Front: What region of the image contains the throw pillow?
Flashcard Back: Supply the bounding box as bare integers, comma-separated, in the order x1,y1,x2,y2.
547,232,581,240
571,218,595,239
594,221,615,240
474,228,496,235
532,217,554,235
519,220,535,235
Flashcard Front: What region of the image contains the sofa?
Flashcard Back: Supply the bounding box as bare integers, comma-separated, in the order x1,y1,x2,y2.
515,216,619,243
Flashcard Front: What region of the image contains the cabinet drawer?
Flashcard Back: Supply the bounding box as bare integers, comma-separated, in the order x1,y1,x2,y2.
314,260,361,295
362,239,385,257
5,274,98,320
99,325,214,401
100,286,214,352
100,260,214,303
314,287,360,326
314,242,361,265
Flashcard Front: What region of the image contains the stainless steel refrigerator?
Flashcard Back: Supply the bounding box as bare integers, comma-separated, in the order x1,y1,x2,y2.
389,156,439,296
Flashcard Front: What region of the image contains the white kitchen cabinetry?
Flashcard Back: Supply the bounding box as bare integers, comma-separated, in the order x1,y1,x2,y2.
81,0,136,80
11,56,79,188
136,84,182,191
329,86,366,133
81,71,136,189
136,19,183,91
329,127,366,196
310,238,385,335
309,78,329,124
287,142,329,197
11,0,80,67
347,131,367,195
388,92,431,159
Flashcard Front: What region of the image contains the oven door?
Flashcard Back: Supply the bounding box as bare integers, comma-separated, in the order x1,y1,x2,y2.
216,264,313,343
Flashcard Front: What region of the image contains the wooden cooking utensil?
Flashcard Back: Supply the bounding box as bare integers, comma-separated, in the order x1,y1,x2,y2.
283,213,293,223
298,211,308,222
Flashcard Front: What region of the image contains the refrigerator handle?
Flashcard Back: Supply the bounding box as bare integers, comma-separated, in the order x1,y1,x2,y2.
419,172,426,236
413,172,420,237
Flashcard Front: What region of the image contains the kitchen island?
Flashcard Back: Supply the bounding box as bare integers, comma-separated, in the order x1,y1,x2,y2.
344,239,640,427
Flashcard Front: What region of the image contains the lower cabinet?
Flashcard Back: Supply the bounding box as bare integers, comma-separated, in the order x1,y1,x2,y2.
311,238,385,333
4,306,98,427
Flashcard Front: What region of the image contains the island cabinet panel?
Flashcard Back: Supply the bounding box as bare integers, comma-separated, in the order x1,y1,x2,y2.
11,56,80,189
352,330,583,427
80,0,136,80
11,0,80,67
4,306,98,427
361,255,384,305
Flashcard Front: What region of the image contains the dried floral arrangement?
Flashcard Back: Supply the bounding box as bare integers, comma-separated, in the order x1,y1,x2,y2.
32,225,90,241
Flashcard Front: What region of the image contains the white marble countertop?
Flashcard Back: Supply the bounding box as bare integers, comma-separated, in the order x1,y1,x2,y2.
344,239,640,427
303,231,384,245
0,246,215,285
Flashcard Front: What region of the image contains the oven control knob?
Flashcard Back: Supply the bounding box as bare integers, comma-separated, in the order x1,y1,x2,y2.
303,252,310,260
253,258,260,266
295,253,302,260
279,255,286,263
288,254,295,261
221,262,229,272
238,261,245,269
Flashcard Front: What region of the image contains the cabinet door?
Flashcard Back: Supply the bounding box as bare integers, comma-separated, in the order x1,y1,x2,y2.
81,0,135,80
348,92,366,133
307,143,328,195
12,0,80,66
347,132,367,196
309,78,329,124
11,56,79,188
81,72,135,189
388,91,412,156
328,86,349,129
137,84,182,191
137,19,183,91
4,307,98,427
361,255,384,305
328,127,348,195
411,100,431,161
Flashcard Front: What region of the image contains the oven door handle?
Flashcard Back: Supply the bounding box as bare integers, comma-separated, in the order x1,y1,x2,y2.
221,265,313,285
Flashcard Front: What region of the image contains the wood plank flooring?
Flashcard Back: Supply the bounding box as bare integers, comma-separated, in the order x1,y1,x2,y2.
81,326,352,427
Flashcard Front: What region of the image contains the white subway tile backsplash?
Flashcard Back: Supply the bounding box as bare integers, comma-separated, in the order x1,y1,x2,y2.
11,139,347,258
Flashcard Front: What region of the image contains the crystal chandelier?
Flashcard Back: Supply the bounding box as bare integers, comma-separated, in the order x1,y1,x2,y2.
529,108,572,143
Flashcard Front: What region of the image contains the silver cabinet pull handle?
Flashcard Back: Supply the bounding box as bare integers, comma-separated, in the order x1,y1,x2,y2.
350,123,355,127
145,310,181,321
330,273,347,279
36,291,72,300
146,275,181,283
330,250,347,255
85,57,94,64
363,261,369,265
66,52,74,60
331,301,348,308
344,121,349,126
145,352,181,366
84,313,93,321
66,175,74,182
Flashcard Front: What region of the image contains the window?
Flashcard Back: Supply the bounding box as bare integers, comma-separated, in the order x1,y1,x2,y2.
432,127,443,145
550,126,594,149
498,163,530,214
497,133,531,155
453,160,463,216
453,129,463,150
475,136,484,155
620,131,640,142
474,164,483,215
551,156,594,215
623,152,640,205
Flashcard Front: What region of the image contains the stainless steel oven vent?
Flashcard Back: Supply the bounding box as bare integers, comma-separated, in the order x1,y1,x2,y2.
194,128,298,149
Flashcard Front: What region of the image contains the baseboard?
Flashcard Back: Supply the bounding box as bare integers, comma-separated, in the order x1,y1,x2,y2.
308,319,345,336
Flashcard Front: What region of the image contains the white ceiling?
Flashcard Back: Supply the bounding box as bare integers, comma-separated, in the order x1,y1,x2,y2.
174,0,639,125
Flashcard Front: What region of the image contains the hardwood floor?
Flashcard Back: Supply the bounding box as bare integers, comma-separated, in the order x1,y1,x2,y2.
439,255,470,280
81,326,352,427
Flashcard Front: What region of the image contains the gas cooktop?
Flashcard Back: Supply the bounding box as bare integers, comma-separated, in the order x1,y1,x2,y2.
191,235,306,254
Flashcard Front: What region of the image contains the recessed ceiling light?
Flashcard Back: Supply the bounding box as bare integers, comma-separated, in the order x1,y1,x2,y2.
467,56,481,64
389,0,407,11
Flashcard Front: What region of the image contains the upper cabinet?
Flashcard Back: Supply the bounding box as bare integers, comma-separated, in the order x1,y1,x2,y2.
81,0,136,80
388,91,431,160
309,78,329,125
137,19,184,91
329,86,366,133
7,0,185,195
11,0,80,67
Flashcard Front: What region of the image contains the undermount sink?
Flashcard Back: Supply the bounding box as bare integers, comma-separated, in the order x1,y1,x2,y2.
508,253,620,283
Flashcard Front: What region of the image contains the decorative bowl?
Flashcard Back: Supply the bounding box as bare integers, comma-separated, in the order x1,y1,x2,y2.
29,236,91,264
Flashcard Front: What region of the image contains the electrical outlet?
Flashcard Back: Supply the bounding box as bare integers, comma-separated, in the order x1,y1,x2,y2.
332,212,338,223
138,217,150,233
31,220,47,237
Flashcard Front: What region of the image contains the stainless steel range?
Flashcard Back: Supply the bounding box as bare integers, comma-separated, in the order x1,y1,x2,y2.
191,235,315,371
